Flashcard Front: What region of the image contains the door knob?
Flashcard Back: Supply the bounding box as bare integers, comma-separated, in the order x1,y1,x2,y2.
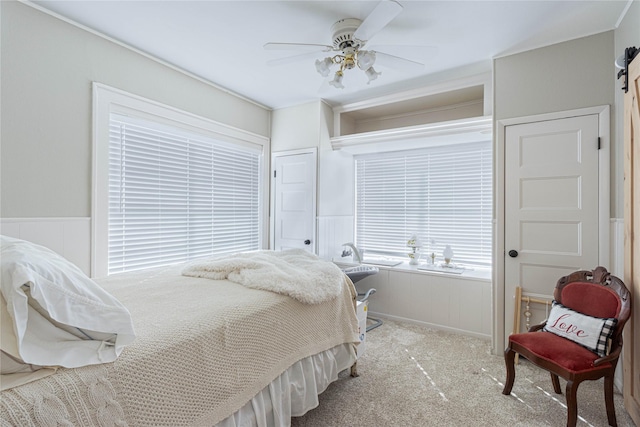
508,250,518,258
304,239,311,245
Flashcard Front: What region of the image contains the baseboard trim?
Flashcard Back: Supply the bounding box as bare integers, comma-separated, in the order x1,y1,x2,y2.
368,311,492,341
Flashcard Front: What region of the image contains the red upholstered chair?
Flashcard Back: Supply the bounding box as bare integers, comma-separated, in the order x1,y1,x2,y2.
502,266,632,427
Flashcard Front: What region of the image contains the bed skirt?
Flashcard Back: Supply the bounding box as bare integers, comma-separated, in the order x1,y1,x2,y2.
217,343,355,427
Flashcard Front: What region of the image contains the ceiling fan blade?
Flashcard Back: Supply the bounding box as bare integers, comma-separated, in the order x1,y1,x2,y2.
353,0,403,42
369,45,438,62
267,51,330,67
373,51,424,72
263,42,334,52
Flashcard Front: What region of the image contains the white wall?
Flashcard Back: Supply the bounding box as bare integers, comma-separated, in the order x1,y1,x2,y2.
494,31,616,213
0,1,271,219
271,101,355,260
318,102,357,259
271,101,321,153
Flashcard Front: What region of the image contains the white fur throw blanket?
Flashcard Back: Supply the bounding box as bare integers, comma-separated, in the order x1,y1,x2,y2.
182,249,344,304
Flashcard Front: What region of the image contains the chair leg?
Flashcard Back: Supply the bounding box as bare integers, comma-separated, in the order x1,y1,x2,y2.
604,374,618,427
550,373,562,394
565,380,579,427
502,347,516,395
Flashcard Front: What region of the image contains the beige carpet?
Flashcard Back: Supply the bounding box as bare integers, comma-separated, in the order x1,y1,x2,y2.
291,318,635,427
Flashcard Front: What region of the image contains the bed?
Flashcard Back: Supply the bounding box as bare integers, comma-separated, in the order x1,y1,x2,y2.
0,237,360,426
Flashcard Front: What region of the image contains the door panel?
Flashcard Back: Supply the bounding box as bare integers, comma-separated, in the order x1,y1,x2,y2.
521,176,580,209
504,115,600,344
519,264,578,290
521,221,582,254
273,151,316,253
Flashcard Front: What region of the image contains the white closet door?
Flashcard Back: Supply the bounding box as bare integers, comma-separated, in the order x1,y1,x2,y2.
273,151,317,253
504,114,601,343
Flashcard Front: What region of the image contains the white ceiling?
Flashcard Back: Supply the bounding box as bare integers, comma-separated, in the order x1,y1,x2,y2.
31,0,630,110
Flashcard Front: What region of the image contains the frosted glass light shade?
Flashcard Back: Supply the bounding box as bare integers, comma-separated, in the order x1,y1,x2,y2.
329,71,345,89
365,66,381,84
443,245,454,264
315,57,333,77
357,51,376,70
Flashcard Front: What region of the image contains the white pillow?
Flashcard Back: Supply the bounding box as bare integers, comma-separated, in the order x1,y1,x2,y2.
543,301,617,357
0,235,136,371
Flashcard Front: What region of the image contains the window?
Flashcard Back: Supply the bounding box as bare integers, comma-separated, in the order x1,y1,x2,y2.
107,114,262,274
355,140,492,267
93,84,268,277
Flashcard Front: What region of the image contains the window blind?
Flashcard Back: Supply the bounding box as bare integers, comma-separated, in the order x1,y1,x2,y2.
108,113,262,274
355,141,492,267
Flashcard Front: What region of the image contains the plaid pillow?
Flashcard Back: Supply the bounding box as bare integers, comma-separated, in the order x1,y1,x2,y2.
543,301,617,357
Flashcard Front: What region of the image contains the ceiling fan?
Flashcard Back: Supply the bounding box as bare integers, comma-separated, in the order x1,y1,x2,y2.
263,0,431,89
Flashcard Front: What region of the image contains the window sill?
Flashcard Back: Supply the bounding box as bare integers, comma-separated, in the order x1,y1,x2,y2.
334,258,491,282
386,261,492,281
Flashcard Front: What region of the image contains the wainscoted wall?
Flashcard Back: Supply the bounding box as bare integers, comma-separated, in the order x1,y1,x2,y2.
354,268,492,339
609,218,624,277
317,216,354,261
0,218,91,276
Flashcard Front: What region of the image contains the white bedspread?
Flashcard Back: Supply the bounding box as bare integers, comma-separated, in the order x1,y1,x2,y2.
182,249,345,304
0,264,359,426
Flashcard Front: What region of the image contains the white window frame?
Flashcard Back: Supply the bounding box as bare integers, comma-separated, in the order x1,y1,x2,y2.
92,83,270,277
354,139,493,268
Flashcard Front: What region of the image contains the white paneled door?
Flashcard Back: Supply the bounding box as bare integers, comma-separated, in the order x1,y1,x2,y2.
504,114,601,344
273,150,317,253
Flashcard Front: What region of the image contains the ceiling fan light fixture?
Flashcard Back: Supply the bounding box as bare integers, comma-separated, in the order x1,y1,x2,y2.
329,70,345,89
357,51,376,70
315,57,334,77
365,66,381,84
